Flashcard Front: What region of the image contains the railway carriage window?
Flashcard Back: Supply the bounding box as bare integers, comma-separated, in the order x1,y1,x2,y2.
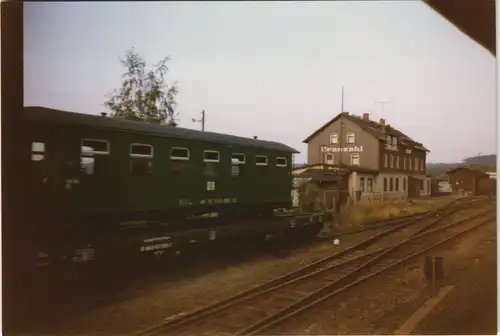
81,139,110,155
31,142,45,161
231,153,246,164
170,147,189,161
204,150,220,163
129,143,154,175
276,157,287,167
255,155,268,166
80,139,110,175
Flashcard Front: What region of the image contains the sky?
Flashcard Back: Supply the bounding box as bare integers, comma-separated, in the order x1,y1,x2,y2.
24,1,497,164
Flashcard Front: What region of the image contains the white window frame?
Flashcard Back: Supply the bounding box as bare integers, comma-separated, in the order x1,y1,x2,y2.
203,150,220,163
325,153,334,164
329,133,338,144
81,139,110,155
32,141,45,153
129,143,154,159
350,153,360,165
170,147,190,161
276,157,287,167
255,155,268,166
346,132,355,144
231,153,246,164
392,136,397,145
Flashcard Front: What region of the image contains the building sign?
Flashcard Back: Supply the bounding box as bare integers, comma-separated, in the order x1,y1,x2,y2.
320,145,364,153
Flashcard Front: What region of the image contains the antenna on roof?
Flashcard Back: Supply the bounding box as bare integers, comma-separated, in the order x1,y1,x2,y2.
375,100,391,118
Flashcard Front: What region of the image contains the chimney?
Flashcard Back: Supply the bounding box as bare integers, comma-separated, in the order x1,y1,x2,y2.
363,113,369,121
379,118,386,129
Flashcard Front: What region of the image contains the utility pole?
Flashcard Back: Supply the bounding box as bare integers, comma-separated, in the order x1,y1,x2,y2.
192,110,205,132
337,86,345,213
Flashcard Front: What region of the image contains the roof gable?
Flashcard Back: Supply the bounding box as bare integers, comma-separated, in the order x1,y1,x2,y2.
303,112,429,152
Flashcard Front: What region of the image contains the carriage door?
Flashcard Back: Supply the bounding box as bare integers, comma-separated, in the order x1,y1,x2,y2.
54,130,84,216
30,137,50,219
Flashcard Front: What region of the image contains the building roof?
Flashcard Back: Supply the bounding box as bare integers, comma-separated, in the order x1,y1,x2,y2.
24,106,299,153
293,163,380,175
302,112,429,152
446,166,489,177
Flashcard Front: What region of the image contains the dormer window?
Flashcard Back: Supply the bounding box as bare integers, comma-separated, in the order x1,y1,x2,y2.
392,136,397,145
330,133,338,144
346,132,355,144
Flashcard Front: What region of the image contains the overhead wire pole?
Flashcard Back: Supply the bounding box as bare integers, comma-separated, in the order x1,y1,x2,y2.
192,109,206,132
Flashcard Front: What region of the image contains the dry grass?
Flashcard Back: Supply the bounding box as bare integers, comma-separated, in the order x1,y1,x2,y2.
338,195,462,229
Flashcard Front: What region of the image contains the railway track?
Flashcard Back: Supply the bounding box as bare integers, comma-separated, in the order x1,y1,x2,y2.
136,197,491,336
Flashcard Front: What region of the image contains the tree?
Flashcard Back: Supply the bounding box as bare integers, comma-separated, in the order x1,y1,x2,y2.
105,48,179,125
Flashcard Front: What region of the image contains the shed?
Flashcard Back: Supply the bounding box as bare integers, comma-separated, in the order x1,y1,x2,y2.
446,166,490,195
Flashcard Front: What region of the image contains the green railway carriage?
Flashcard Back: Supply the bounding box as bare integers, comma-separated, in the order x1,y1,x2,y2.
25,106,298,228
21,106,328,268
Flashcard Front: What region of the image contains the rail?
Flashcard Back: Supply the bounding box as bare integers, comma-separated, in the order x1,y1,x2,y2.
135,196,488,336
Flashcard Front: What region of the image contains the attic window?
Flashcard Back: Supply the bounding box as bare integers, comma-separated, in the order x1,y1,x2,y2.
330,133,338,144
392,137,397,145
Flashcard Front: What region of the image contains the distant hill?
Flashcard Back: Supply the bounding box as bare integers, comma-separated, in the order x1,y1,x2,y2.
427,154,496,178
